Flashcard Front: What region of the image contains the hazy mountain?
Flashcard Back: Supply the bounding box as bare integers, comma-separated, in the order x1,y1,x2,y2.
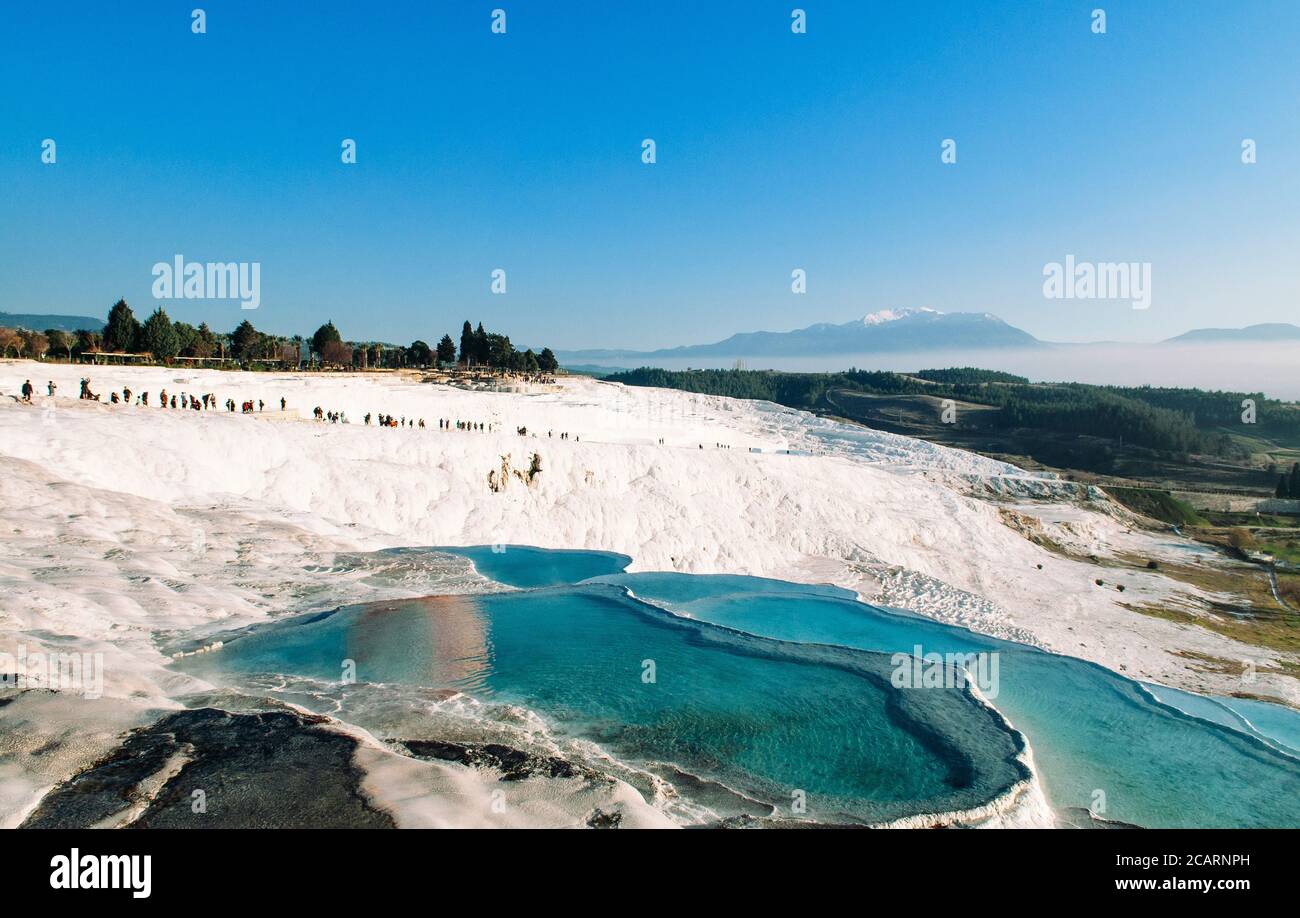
0,311,103,332
1162,323,1300,344
559,308,1043,361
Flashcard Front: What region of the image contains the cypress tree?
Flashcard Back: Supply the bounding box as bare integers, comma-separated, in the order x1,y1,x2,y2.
458,321,474,364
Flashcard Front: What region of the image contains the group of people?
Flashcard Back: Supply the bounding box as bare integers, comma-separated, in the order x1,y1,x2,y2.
153,388,220,411
23,377,290,417
445,418,491,431
324,416,577,440
357,414,502,432
18,376,603,447
314,406,349,424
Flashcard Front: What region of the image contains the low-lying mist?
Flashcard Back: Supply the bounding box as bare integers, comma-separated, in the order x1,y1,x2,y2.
628,343,1300,400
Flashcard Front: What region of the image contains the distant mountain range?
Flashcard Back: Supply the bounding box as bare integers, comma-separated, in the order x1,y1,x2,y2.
557,308,1041,361
555,308,1300,364
1162,323,1300,343
0,311,103,333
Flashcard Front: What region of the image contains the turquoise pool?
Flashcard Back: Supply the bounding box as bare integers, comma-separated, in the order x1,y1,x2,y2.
176,547,1300,827
595,570,1300,828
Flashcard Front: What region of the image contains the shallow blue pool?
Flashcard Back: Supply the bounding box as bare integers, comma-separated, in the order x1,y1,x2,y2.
177,582,1029,824
595,570,1300,828
441,544,632,590
177,547,1300,827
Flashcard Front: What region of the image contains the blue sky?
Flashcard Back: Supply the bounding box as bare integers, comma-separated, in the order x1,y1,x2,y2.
1,0,1297,349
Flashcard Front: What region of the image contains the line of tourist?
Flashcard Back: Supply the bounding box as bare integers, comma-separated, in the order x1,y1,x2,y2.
25,377,292,416
19,378,601,445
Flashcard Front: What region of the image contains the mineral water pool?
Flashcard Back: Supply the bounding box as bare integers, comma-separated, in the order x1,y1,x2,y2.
594,570,1300,828
438,544,632,589
176,547,1300,827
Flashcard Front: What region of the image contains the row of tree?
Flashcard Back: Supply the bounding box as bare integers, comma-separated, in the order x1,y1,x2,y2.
0,327,61,360
96,299,298,363
3,300,560,373
455,320,558,372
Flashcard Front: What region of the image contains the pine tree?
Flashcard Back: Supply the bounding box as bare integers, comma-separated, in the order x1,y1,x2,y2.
312,321,342,359
173,321,199,357
1289,463,1300,499
436,334,457,365
232,320,260,362
194,323,217,358
142,308,180,361
104,299,138,352
486,332,513,368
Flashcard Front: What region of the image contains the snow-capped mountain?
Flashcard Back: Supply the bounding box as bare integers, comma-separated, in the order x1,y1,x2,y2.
558,308,1042,361
860,307,941,325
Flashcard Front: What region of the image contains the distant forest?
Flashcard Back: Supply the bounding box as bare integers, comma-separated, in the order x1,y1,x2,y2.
605,367,1300,458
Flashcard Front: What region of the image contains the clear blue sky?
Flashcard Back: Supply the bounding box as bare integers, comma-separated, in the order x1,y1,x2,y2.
2,1,1297,349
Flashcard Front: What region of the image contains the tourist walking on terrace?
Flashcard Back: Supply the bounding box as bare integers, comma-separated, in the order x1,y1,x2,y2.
21,380,33,402
47,381,56,397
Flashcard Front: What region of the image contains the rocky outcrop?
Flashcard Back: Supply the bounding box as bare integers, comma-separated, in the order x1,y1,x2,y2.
21,707,395,829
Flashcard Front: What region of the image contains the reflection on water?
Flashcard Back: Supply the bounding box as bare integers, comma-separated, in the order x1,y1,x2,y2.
176,578,1031,826
350,596,493,692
